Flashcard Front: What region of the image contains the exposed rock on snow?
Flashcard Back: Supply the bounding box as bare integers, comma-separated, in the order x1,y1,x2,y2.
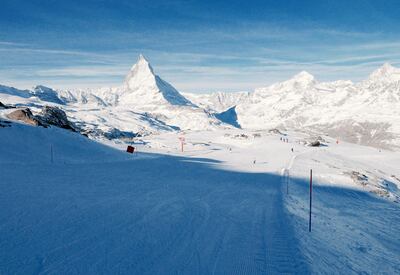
6,108,45,126
349,171,369,186
307,136,327,147
5,106,78,133
40,106,76,131
102,128,138,140
233,133,249,139
309,140,322,147
268,128,284,135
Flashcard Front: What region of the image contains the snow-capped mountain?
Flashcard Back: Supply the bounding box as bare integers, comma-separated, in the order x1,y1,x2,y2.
56,55,196,109
1,58,400,149
183,91,250,112
121,55,194,108
0,55,227,136
367,62,400,83
232,65,400,149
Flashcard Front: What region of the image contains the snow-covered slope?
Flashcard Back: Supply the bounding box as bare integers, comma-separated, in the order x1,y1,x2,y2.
1,123,399,274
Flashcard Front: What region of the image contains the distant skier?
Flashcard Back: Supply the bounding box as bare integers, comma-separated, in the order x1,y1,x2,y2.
253,159,256,164
291,148,294,152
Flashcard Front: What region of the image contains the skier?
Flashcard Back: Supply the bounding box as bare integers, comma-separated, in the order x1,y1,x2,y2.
291,147,294,152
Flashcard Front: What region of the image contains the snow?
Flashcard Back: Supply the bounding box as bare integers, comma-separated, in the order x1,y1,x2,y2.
2,58,400,148
122,55,194,108
368,62,400,83
182,91,250,112
0,122,399,274
1,56,400,273
31,85,65,105
232,69,400,149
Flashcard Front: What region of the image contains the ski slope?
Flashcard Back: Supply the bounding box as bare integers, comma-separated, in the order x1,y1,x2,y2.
1,123,399,274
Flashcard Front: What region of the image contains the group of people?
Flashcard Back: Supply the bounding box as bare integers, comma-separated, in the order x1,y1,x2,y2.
280,136,294,152
280,137,289,143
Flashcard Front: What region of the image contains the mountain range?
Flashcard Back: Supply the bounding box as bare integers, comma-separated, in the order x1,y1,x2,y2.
1,55,400,149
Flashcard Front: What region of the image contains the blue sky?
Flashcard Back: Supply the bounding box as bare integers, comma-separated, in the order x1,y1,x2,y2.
1,0,400,92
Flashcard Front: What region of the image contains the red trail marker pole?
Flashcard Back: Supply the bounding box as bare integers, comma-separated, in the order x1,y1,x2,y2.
309,169,313,232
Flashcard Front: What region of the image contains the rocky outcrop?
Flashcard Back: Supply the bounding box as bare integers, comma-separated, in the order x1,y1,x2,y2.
268,128,284,135
40,106,76,131
103,128,138,140
6,108,45,126
309,140,321,147
6,106,76,132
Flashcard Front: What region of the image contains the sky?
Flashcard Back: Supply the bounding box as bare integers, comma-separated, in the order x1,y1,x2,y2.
1,0,400,92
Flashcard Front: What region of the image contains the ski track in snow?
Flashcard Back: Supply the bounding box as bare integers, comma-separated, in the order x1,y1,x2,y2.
1,124,399,274
0,155,308,273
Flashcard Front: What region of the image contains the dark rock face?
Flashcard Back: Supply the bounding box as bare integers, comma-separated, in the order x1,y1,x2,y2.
350,171,369,185
0,101,14,109
6,108,45,126
6,106,77,132
309,140,321,147
40,106,75,131
103,128,138,140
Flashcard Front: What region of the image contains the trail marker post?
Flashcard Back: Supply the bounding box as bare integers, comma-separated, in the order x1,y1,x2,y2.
178,136,185,152
309,169,313,232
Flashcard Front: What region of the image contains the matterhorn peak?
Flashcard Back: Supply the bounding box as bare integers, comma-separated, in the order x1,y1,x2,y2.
120,55,194,107
125,54,156,90
369,62,400,82
135,54,152,69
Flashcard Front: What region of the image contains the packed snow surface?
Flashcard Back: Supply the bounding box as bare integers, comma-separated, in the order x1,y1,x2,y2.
1,55,400,273
0,122,399,274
